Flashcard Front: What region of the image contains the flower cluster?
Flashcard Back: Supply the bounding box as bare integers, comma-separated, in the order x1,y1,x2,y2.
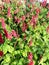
28,52,34,65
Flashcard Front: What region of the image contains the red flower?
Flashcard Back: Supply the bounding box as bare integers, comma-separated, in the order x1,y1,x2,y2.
0,18,6,29
36,8,40,14
46,26,49,34
14,16,20,24
30,15,38,28
21,15,26,21
17,18,21,24
11,30,20,38
30,18,36,27
4,29,12,40
0,51,4,57
32,15,38,19
11,30,17,37
0,33,4,44
8,33,12,40
7,7,11,18
40,1,47,7
21,22,28,32
28,52,33,61
28,61,34,65
1,18,6,29
4,29,9,38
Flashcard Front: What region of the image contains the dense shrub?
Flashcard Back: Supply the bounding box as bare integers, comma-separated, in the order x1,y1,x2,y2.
0,0,49,65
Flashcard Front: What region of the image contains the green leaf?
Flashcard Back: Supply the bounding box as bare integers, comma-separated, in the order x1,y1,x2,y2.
7,45,14,53
6,24,11,32
4,54,11,63
2,44,8,54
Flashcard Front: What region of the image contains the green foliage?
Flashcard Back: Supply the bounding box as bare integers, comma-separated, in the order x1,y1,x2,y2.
0,1,49,65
